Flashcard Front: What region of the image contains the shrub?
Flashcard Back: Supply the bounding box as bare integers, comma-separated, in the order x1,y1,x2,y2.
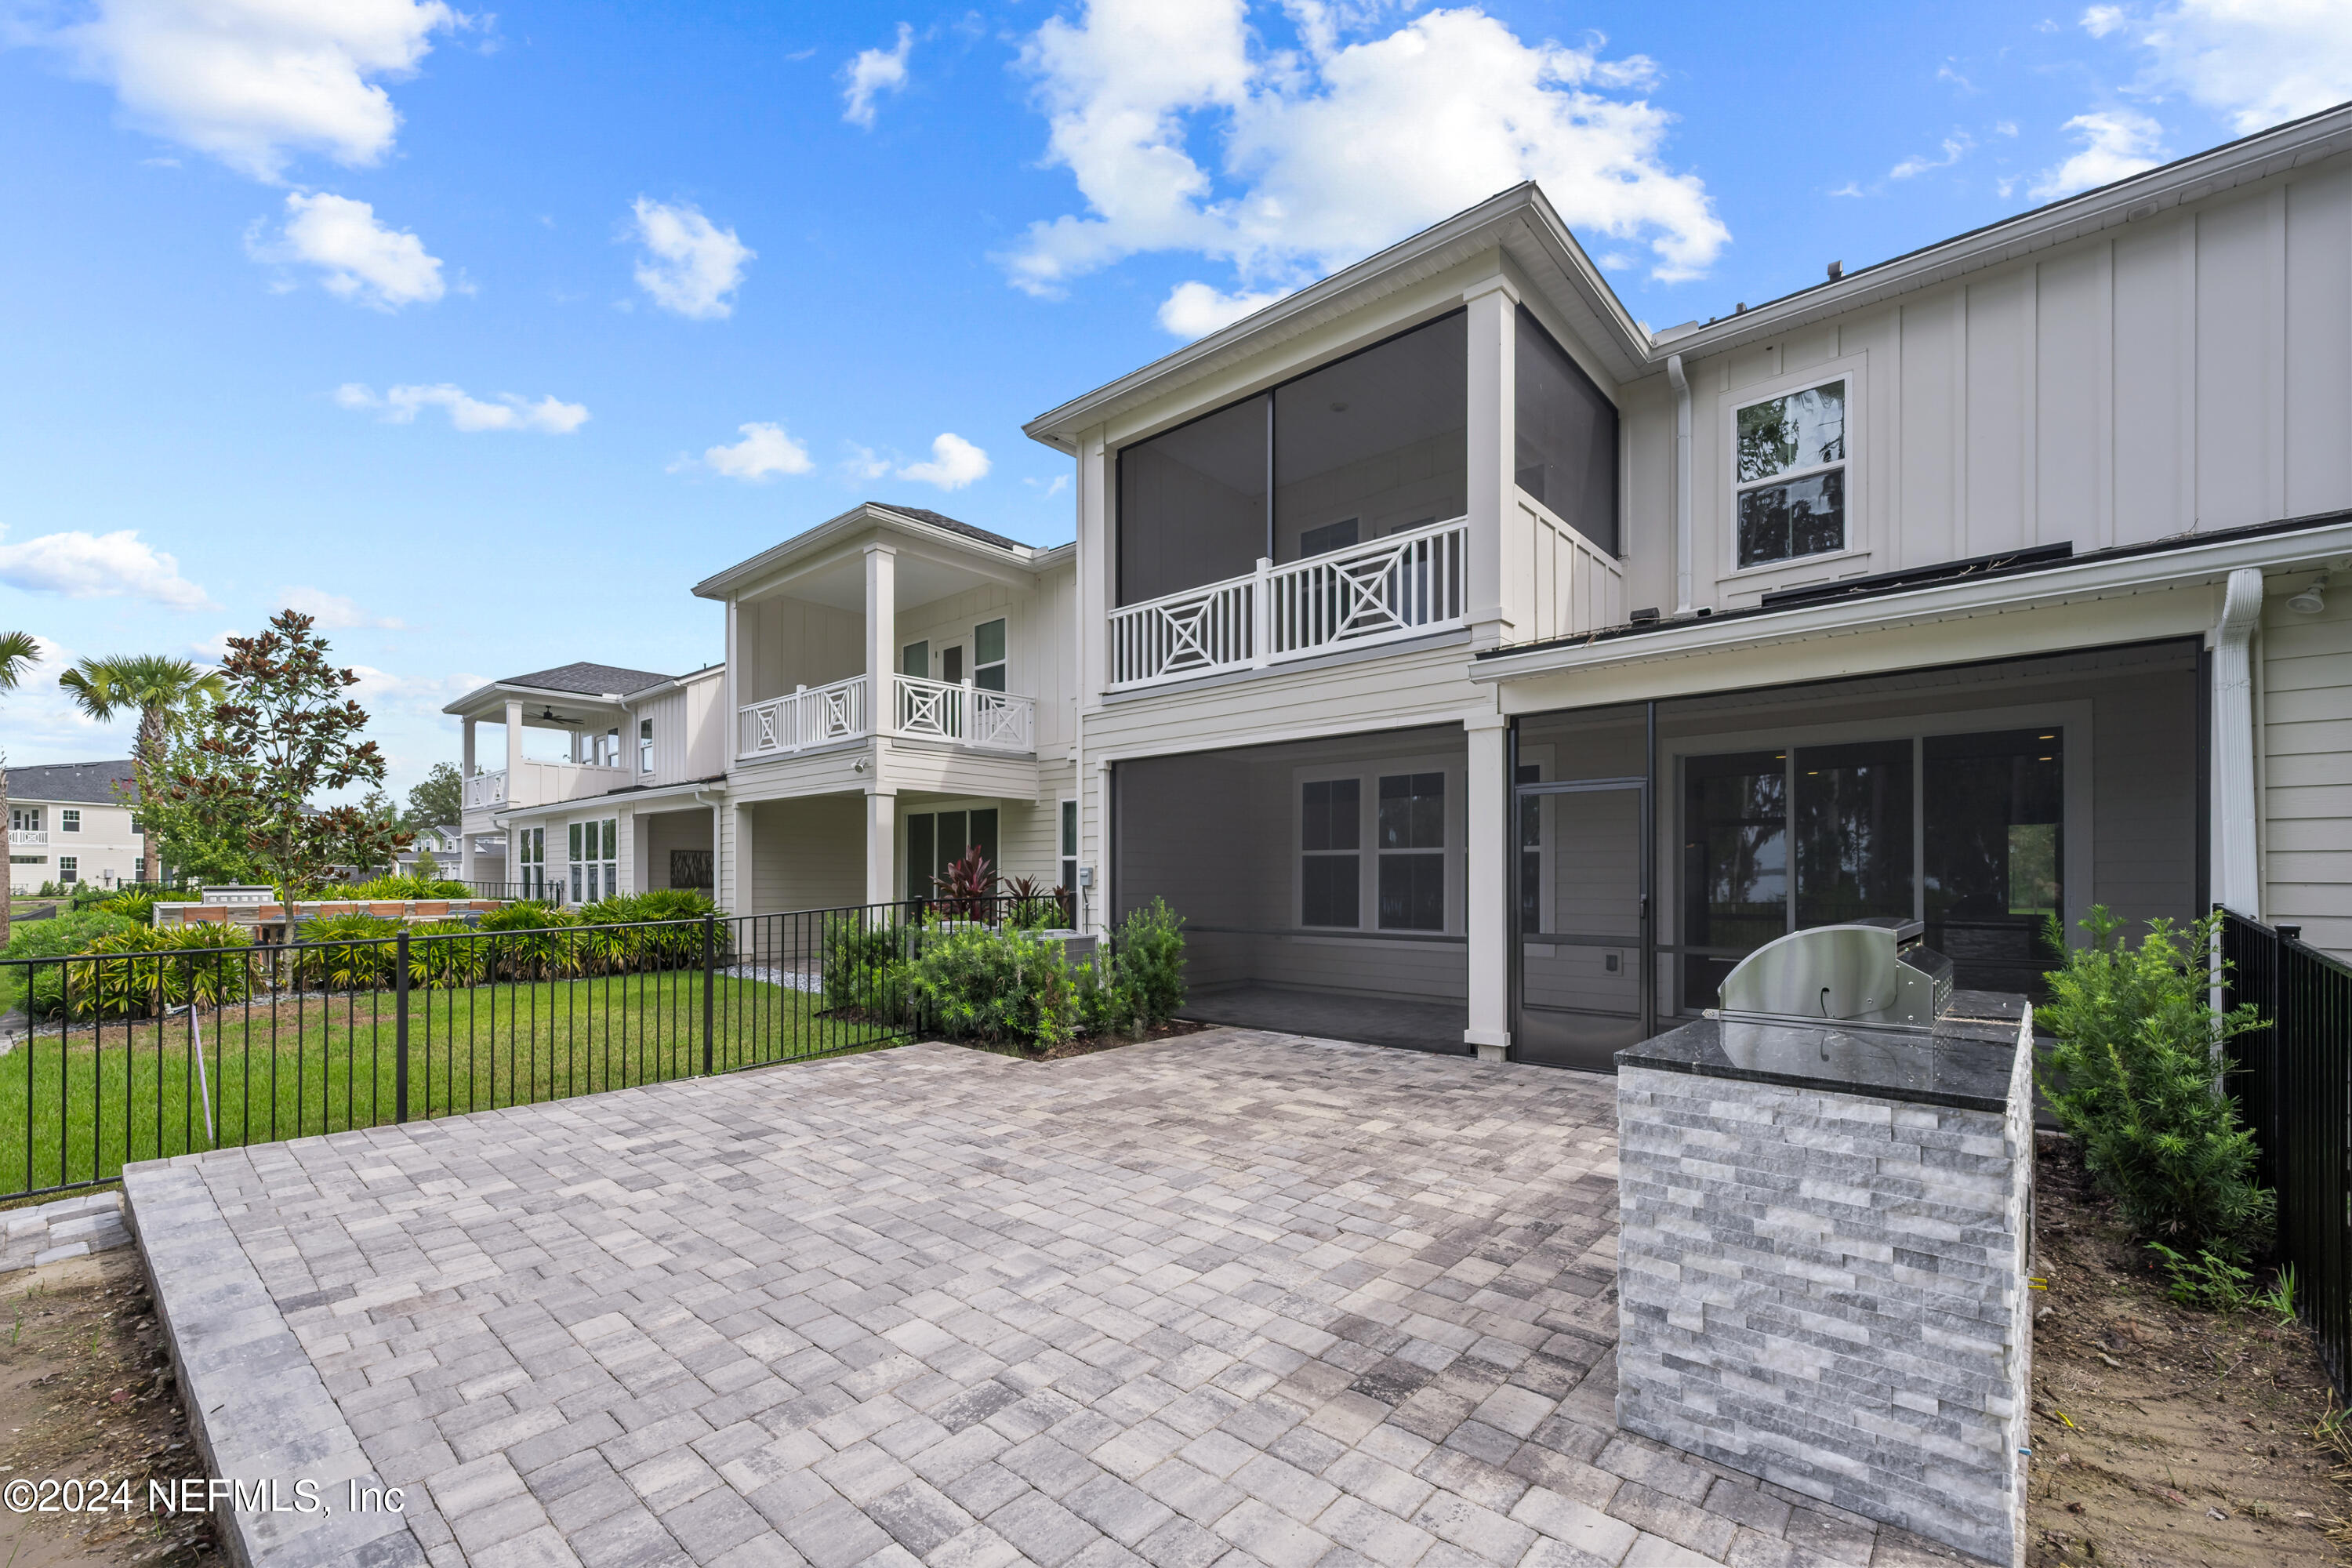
1004,877,1068,931
30,922,256,1021
908,922,1073,1054
318,874,473,901
2038,906,2271,1264
292,912,405,991
1112,899,1187,1025
822,914,915,1020
5,909,141,962
1072,953,1136,1038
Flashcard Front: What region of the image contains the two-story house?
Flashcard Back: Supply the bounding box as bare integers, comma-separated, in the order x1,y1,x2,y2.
1025,102,2352,1069
692,503,1079,915
6,760,149,891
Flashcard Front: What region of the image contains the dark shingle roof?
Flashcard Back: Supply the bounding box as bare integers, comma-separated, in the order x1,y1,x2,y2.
5,760,139,805
873,505,1022,552
499,662,673,697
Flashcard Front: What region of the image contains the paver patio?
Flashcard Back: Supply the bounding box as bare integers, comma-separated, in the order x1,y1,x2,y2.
125,1029,1982,1568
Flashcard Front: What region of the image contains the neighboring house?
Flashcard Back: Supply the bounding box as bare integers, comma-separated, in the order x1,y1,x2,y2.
394,825,464,878
1018,103,2352,1065
437,504,1080,914
5,760,147,893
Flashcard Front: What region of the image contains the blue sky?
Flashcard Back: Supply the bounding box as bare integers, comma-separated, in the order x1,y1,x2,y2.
2,0,2345,796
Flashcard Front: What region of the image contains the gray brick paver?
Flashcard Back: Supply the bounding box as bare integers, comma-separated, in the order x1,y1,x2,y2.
138,1033,1986,1568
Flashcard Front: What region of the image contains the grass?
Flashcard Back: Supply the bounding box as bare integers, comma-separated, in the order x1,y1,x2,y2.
0,969,904,1198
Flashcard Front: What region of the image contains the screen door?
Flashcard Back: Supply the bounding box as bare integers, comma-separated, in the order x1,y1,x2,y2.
1514,775,1650,1071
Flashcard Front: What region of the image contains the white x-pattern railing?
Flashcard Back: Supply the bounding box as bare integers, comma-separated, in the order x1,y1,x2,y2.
1108,515,1468,689
893,675,1034,753
739,674,871,759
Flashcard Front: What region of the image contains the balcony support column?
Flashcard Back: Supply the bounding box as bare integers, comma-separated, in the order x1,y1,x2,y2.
459,717,477,882
503,699,523,777
1463,275,1519,653
866,790,897,908
866,543,897,741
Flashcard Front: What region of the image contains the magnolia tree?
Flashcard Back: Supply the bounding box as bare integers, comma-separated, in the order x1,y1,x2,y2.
167,610,411,896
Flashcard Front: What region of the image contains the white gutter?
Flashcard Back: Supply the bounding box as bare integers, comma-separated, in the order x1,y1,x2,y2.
2211,567,2265,919
1667,353,1692,617
1471,518,2352,684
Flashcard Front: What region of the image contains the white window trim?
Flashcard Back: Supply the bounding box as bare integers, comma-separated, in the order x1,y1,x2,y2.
1294,772,1366,930
569,816,619,902
1288,751,1466,936
1058,797,1079,894
974,617,1009,690
1717,356,1868,586
60,809,80,833
1373,768,1450,934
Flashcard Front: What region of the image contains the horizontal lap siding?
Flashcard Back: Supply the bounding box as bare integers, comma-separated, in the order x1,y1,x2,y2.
2265,590,2352,956
751,796,864,916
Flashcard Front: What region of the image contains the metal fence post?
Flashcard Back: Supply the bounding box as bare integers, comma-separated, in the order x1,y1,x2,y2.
394,927,411,1124
702,915,717,1075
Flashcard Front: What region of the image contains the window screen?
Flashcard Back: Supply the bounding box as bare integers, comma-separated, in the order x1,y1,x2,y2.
1377,772,1445,931
1300,779,1360,927
1515,307,1618,553
1275,313,1466,564
1116,397,1268,605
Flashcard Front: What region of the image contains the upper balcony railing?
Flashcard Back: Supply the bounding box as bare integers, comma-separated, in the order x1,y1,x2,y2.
9,828,47,847
736,673,1036,760
1109,515,1468,691
462,757,632,814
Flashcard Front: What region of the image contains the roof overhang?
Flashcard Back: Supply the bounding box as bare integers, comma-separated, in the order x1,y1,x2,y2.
692,504,1066,602
441,681,643,723
1471,515,2352,691
1022,183,1647,452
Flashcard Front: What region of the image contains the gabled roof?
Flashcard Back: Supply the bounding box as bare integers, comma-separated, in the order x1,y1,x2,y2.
5,760,139,805
692,502,1069,601
498,662,674,698
873,506,1022,552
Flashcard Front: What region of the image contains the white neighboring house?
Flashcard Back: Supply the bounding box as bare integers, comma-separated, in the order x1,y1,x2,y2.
5,760,149,894
394,825,465,879
1018,103,2352,1065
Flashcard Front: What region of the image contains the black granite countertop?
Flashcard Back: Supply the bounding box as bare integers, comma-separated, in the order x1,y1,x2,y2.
1615,991,2031,1112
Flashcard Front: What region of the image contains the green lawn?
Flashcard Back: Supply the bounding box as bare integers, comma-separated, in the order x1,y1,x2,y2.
0,970,902,1198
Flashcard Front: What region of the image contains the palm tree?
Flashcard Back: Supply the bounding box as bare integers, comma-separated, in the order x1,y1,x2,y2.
56,654,226,886
1,630,42,949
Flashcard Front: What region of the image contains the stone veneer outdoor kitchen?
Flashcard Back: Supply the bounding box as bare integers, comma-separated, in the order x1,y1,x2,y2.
1613,994,2036,1568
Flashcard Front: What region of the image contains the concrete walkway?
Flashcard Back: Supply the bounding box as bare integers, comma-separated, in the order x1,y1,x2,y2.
124,1030,1979,1568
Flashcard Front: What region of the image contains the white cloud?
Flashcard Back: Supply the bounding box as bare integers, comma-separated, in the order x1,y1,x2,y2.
1889,134,1971,180
0,524,215,609
248,191,445,309
1023,474,1072,497
51,0,463,183
192,630,241,660
2030,109,2166,200
676,422,814,481
336,382,590,434
842,445,895,481
897,434,991,490
2105,0,2352,133
842,23,913,127
1005,2,1729,302
281,586,405,629
629,198,753,320
1156,280,1290,338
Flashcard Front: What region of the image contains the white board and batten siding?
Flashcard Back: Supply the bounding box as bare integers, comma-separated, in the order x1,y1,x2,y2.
634,666,728,788
1633,160,2352,615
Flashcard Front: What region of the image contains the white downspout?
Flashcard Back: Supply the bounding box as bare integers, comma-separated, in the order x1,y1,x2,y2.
2211,567,2264,920
1667,353,1693,617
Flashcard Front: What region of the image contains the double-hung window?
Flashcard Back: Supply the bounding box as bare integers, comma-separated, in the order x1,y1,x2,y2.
639,718,655,774
1733,379,1847,568
9,808,40,833
1377,774,1446,931
1300,779,1360,927
60,809,80,833
570,818,617,903
517,826,546,899
974,619,1007,692
58,856,77,884
1059,800,1078,895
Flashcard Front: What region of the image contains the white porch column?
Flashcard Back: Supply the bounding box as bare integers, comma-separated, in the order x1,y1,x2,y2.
866,790,897,907
1464,713,1512,1062
2212,567,2264,917
503,699,523,776
458,717,477,883
616,808,636,896
730,801,756,915
1463,275,1519,653
865,543,897,739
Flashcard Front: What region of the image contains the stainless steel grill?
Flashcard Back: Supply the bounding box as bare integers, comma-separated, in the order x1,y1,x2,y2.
1717,915,1955,1032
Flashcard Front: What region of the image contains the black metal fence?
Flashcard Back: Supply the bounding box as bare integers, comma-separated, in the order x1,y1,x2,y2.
0,893,1079,1202
2221,908,2352,1394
